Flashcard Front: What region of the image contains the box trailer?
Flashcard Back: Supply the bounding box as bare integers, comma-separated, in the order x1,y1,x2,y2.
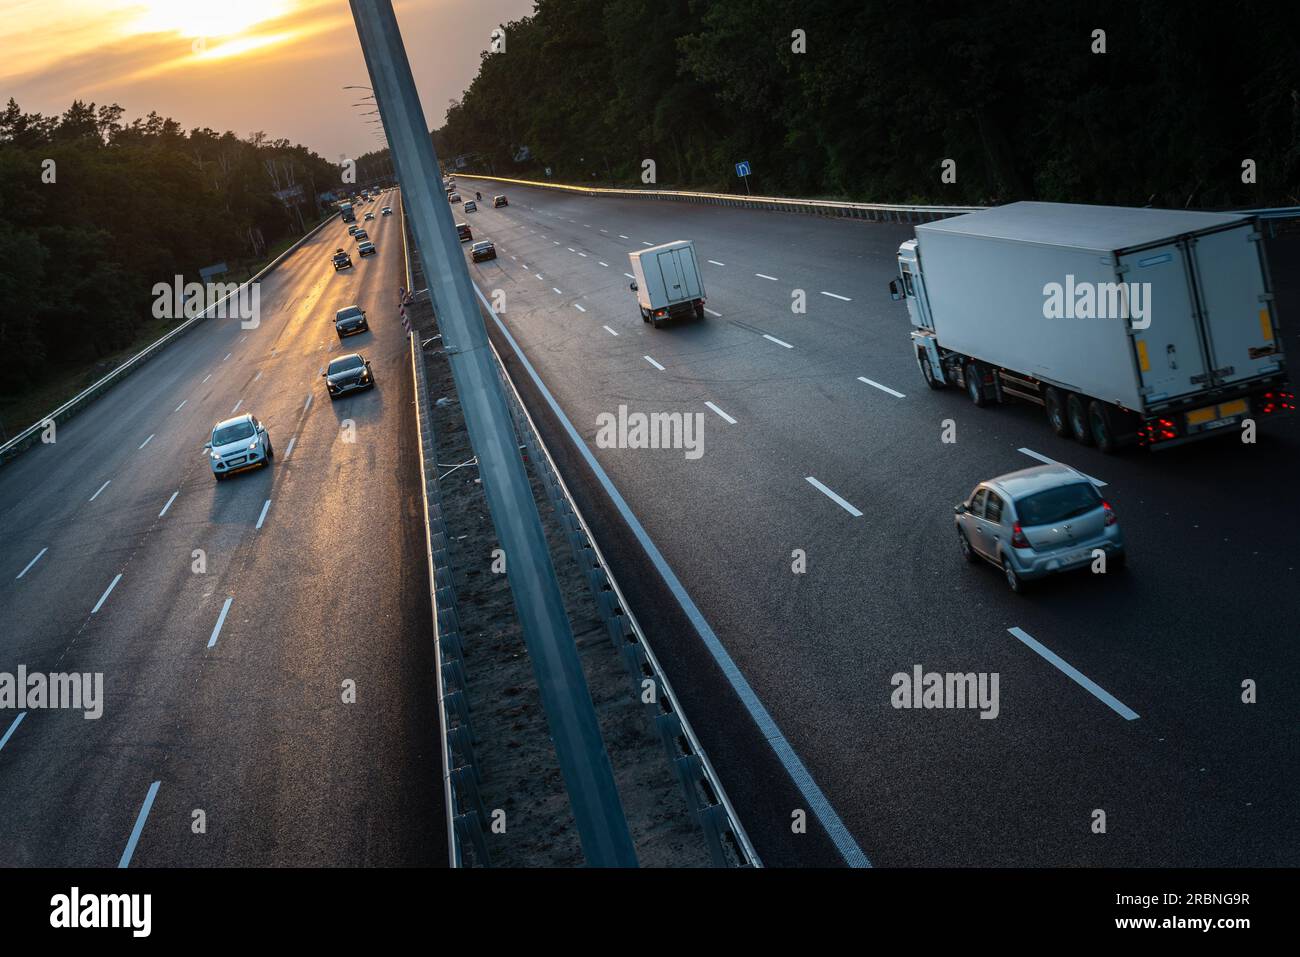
628,240,707,327
891,202,1292,451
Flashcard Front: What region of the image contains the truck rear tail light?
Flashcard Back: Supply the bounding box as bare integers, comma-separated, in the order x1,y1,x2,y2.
1139,417,1179,446
1102,501,1117,526
1260,391,1295,415
1011,523,1031,548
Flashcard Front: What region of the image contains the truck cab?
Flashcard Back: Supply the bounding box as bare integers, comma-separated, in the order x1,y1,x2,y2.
891,239,945,385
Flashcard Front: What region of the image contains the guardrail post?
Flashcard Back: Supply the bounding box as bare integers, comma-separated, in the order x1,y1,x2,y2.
350,0,638,868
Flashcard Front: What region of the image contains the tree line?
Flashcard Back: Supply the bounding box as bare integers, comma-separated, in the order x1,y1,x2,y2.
0,99,340,394
434,0,1299,208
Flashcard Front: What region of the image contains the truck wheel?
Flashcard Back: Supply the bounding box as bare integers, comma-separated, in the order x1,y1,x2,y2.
919,350,943,389
1088,400,1117,453
966,361,987,407
695,302,705,321
1067,393,1094,445
640,308,649,323
1044,387,1070,436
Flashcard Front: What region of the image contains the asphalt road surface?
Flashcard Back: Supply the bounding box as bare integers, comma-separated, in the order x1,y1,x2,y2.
0,196,446,866
454,179,1300,867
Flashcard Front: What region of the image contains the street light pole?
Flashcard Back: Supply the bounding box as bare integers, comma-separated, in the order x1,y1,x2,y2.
348,0,639,868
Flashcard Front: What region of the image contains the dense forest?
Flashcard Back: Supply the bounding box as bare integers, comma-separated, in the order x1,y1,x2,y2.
0,99,340,395
435,0,1300,208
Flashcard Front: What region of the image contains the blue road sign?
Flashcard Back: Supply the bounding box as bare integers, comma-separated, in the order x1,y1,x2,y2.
735,161,751,178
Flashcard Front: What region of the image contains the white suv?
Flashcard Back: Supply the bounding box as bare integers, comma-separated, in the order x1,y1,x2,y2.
205,413,272,480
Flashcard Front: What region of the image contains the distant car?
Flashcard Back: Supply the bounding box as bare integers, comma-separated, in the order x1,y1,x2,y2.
382,206,392,216
364,211,374,221
358,240,377,257
332,248,352,270
470,240,497,262
323,353,375,398
463,200,478,213
205,413,272,480
353,228,369,241
448,192,461,203
347,225,361,236
954,463,1125,593
334,304,369,338
456,222,473,243
492,195,508,208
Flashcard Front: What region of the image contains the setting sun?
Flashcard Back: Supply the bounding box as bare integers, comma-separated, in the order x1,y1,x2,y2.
128,0,290,39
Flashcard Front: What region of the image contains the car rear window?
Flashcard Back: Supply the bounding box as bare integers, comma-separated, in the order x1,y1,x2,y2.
336,307,362,320
1015,482,1101,526
213,421,254,445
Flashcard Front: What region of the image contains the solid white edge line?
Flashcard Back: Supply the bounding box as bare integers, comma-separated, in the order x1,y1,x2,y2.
1008,627,1139,720
255,499,271,530
805,476,863,517
15,547,48,580
763,334,794,349
602,326,619,336
643,355,665,371
208,597,233,648
92,573,123,613
857,376,906,399
705,401,737,424
1017,448,1107,487
470,279,870,868
159,491,179,518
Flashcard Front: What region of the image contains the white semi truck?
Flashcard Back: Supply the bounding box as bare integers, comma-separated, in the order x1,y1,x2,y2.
628,240,707,327
891,202,1292,451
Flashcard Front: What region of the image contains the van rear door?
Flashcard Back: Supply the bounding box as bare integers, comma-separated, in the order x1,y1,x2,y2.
1188,222,1283,387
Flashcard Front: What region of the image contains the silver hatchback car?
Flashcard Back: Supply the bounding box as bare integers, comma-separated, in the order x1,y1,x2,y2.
205,413,272,480
954,464,1125,592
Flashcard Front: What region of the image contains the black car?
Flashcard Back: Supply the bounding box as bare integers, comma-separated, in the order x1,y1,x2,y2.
492,195,508,208
334,305,368,338
470,240,497,262
332,248,352,270
323,353,375,397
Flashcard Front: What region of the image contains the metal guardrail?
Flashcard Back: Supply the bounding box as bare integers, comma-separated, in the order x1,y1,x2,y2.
0,213,336,467
451,173,983,224
401,191,478,868
403,185,756,866
487,335,761,867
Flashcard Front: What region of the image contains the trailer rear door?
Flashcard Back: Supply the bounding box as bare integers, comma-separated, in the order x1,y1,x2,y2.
1120,243,1209,403
656,249,690,304
1188,223,1282,387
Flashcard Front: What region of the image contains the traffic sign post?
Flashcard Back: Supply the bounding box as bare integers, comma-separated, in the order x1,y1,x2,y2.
735,160,752,195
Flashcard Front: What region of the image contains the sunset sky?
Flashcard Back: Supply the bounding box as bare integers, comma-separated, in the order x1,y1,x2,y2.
0,0,534,159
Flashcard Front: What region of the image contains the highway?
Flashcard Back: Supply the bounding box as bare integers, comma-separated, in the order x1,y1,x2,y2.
0,198,445,866
454,178,1300,866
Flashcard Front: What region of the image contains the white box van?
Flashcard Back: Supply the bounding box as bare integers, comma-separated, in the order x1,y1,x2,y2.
628,240,707,327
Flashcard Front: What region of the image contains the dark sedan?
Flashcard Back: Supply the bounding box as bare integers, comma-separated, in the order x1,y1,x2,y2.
323,353,375,398
334,305,369,338
470,240,497,262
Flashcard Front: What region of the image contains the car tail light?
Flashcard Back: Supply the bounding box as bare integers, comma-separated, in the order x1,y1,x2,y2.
1102,501,1117,526
1011,522,1030,548
1138,416,1179,446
